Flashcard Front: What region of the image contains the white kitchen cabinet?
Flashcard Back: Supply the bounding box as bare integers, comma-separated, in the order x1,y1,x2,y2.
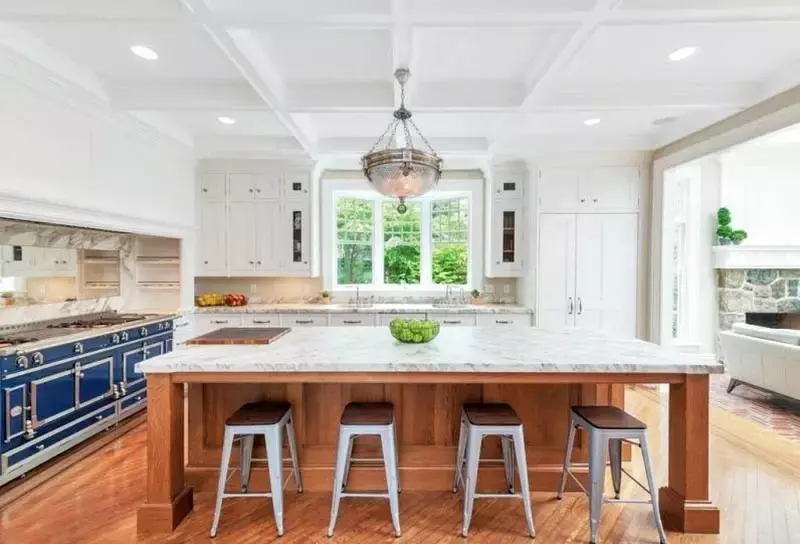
538,166,640,212
283,170,310,200
242,314,280,327
229,173,281,201
281,201,311,275
428,314,477,326
1,245,36,276
487,201,524,277
476,314,532,327
194,314,241,335
280,313,327,327
196,165,317,277
196,201,227,276
38,248,77,276
227,202,257,275
537,213,638,337
486,164,527,278
330,314,377,326
199,173,226,201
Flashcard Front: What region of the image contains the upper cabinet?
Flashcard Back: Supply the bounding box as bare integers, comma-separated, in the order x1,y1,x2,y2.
199,173,226,201
196,165,318,278
486,164,527,278
538,166,641,212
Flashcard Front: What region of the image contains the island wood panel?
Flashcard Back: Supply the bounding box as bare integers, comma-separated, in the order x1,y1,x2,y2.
182,382,626,492
143,374,718,535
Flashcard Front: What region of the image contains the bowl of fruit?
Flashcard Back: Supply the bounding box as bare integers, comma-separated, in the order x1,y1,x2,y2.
389,318,440,344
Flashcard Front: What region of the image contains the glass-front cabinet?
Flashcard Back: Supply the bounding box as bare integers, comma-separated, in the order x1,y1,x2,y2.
283,202,310,275
488,201,524,277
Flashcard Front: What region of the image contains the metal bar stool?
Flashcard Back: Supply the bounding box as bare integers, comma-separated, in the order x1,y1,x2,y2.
210,401,303,538
453,403,536,538
556,405,668,544
328,402,401,538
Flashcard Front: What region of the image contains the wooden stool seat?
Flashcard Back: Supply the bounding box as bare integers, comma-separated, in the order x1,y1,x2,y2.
463,402,521,426
225,401,292,426
340,402,394,425
571,405,646,430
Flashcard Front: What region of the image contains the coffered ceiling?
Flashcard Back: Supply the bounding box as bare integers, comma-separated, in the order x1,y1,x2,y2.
2,0,800,159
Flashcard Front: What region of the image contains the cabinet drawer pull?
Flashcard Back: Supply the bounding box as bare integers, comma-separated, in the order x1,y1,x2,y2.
252,319,272,324
175,322,189,328
36,445,45,451
295,319,313,325
210,320,228,324
343,320,362,325
495,320,512,325
443,320,462,325
95,415,104,421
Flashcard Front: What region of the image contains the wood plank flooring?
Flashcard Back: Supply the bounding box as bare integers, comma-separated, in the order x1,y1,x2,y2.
1,386,799,543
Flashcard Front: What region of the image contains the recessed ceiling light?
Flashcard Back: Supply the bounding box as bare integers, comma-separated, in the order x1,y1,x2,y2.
130,45,158,61
669,46,697,62
217,116,237,125
584,118,601,126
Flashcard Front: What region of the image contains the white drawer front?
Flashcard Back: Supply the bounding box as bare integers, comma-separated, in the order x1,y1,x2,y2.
242,314,280,327
195,314,242,334
476,314,532,327
428,314,477,326
330,314,376,326
378,313,426,326
281,313,328,327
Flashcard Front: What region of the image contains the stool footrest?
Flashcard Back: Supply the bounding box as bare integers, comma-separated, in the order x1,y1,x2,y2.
341,492,390,499
473,492,525,499
604,498,654,505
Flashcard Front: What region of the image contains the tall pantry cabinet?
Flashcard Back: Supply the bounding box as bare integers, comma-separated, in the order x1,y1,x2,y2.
536,166,642,338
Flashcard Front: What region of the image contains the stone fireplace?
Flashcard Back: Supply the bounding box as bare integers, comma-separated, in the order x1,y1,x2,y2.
718,269,800,330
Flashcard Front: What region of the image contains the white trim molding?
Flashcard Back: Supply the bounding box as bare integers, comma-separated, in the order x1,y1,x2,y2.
713,246,800,270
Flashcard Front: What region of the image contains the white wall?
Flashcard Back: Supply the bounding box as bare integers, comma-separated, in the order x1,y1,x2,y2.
0,51,195,238
720,146,800,245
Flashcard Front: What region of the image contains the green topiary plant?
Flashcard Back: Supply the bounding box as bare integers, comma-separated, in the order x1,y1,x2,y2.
716,207,747,245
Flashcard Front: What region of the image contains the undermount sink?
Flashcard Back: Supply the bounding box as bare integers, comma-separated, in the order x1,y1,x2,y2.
338,303,374,309
431,303,469,308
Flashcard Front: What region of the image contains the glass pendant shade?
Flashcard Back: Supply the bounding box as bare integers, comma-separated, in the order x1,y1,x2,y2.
361,69,442,213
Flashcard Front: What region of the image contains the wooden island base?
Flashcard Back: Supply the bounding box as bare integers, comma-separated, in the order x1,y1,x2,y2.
136,372,720,536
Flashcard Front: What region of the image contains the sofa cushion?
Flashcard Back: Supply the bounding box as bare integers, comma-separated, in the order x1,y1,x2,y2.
731,323,800,346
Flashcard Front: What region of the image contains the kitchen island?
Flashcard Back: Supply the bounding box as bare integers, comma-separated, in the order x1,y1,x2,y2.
135,327,723,536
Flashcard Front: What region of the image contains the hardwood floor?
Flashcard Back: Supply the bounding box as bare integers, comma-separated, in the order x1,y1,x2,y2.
1,386,799,543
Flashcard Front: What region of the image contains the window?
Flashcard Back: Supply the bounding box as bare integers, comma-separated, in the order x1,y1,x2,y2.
336,198,373,285
324,178,482,292
431,199,468,285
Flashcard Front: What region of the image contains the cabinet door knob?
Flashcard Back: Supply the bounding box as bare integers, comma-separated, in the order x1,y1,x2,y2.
580,198,586,203
202,188,208,193
256,189,261,193
204,260,209,264
593,198,598,203
257,261,262,265
249,188,253,193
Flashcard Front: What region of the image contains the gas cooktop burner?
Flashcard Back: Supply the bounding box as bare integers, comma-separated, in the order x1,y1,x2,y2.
46,315,151,329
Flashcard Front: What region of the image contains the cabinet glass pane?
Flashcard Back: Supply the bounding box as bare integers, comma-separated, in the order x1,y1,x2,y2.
292,210,303,263
502,211,516,263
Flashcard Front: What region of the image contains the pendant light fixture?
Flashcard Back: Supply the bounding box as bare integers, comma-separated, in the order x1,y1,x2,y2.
361,69,442,214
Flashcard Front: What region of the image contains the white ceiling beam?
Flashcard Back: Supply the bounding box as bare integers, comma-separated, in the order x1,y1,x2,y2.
179,0,316,156
519,0,624,111
317,136,488,155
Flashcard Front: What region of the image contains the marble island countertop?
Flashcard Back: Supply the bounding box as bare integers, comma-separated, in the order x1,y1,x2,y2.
193,303,532,315
138,327,724,375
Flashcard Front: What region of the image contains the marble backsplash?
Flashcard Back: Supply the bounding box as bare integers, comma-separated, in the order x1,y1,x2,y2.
0,296,123,327
194,277,519,304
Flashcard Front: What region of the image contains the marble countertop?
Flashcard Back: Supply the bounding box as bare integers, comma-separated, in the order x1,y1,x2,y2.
0,314,177,356
138,327,724,375
193,303,532,315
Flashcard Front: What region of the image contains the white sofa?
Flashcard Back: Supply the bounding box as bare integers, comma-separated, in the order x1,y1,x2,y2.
719,323,800,400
